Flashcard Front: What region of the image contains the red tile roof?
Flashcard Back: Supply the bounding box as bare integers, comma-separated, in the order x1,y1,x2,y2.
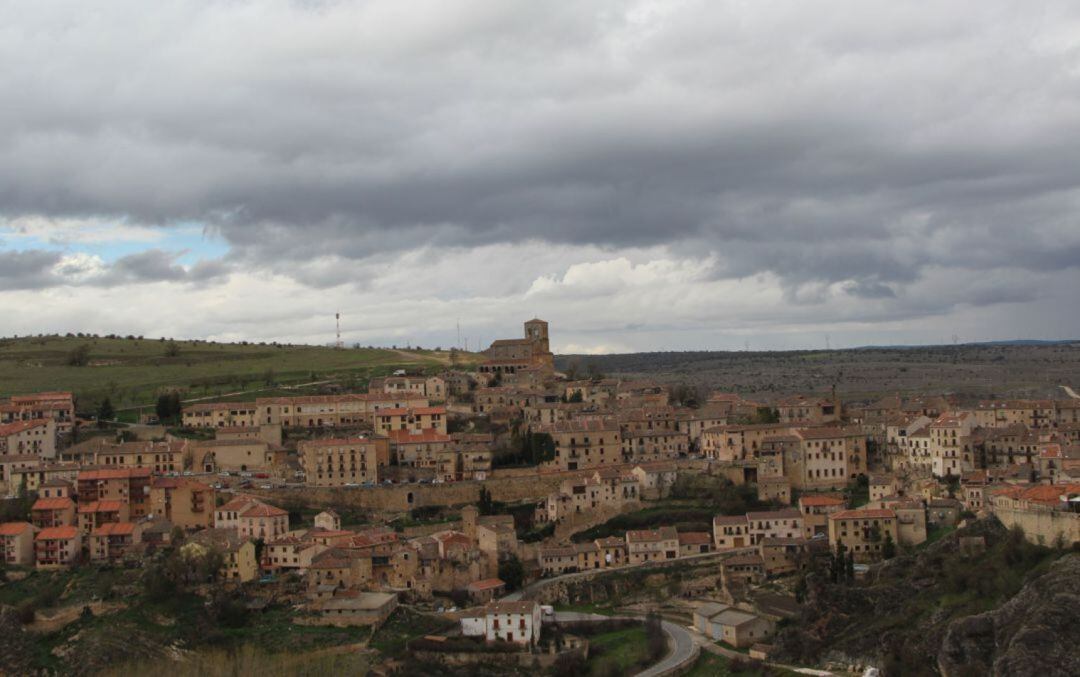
677,532,712,545
0,419,51,436
0,522,33,536
32,497,74,511
626,527,678,542
92,522,136,536
1017,483,1080,505
387,429,451,444
799,495,845,507
36,525,79,540
78,500,124,514
467,578,506,591
240,503,288,518
217,496,261,512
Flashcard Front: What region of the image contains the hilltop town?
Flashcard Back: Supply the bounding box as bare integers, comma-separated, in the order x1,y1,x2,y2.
1,320,1078,676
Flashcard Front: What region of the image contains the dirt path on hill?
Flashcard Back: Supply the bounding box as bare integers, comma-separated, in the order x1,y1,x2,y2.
29,601,126,633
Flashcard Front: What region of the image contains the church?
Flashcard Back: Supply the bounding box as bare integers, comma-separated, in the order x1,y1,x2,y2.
478,319,555,377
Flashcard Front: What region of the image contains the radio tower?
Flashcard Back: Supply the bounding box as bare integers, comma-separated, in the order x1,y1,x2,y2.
335,312,343,349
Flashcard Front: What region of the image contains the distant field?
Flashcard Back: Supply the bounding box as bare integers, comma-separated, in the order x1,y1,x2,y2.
556,343,1080,401
0,335,477,412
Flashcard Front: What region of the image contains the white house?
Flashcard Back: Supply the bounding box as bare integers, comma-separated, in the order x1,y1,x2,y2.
459,600,542,647
460,609,487,637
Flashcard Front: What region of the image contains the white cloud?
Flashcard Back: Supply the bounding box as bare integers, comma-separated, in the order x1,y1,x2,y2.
2,216,165,245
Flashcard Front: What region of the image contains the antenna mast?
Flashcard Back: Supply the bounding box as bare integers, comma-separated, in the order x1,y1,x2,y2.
335,312,343,349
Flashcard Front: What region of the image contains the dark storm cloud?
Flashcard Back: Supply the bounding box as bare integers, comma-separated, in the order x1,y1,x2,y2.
98,250,231,287
2,0,1079,314
0,250,63,290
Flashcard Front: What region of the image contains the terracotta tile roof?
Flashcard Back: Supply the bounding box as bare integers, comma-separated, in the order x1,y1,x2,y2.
677,532,712,545
387,430,452,444
218,497,261,513
1017,483,1080,505
0,521,33,536
36,525,79,540
240,503,288,518
0,419,50,435
78,468,151,481
626,526,678,542
152,477,213,491
794,426,862,440
799,495,845,508
92,522,136,536
79,500,124,514
32,497,74,511
466,578,506,591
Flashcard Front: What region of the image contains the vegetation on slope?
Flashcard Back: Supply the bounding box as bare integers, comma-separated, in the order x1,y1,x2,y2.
774,517,1075,676
0,334,473,412
571,475,771,542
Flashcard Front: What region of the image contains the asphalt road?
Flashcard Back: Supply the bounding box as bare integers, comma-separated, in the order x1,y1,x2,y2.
551,611,697,677
637,619,697,677
502,547,756,602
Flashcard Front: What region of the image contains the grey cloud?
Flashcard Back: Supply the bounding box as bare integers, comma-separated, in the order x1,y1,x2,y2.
1,1,1079,334
98,249,231,287
0,250,63,289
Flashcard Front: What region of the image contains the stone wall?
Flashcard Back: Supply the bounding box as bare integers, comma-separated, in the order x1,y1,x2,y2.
992,505,1080,546
256,472,565,514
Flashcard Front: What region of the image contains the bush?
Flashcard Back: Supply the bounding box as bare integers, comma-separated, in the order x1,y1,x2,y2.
66,343,91,366
16,601,36,625
552,651,586,677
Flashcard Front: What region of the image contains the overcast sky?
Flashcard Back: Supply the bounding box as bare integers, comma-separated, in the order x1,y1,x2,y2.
3,1,1080,353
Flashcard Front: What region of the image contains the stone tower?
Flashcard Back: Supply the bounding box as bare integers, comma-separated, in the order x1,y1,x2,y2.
461,504,479,541
524,318,550,354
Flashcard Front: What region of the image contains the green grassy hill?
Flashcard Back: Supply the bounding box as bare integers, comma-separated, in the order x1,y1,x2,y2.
0,335,476,414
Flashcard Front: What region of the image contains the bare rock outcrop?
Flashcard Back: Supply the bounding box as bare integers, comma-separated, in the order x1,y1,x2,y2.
939,553,1080,677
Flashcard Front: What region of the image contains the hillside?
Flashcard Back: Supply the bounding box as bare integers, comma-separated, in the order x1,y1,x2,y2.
556,343,1080,400
0,335,476,412
772,518,1078,676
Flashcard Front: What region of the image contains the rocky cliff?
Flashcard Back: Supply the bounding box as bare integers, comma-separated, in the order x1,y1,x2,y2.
938,552,1080,677
772,517,1074,676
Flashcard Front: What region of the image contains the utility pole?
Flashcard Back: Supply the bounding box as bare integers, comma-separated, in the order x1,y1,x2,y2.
335,312,343,349
825,334,831,351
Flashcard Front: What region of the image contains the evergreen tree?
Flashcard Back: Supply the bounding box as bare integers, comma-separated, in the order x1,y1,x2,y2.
97,397,114,426
882,530,897,559
845,550,855,581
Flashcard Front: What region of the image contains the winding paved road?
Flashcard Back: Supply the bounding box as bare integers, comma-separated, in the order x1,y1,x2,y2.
552,611,697,677
503,547,756,602
1062,385,1080,399
637,618,697,677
